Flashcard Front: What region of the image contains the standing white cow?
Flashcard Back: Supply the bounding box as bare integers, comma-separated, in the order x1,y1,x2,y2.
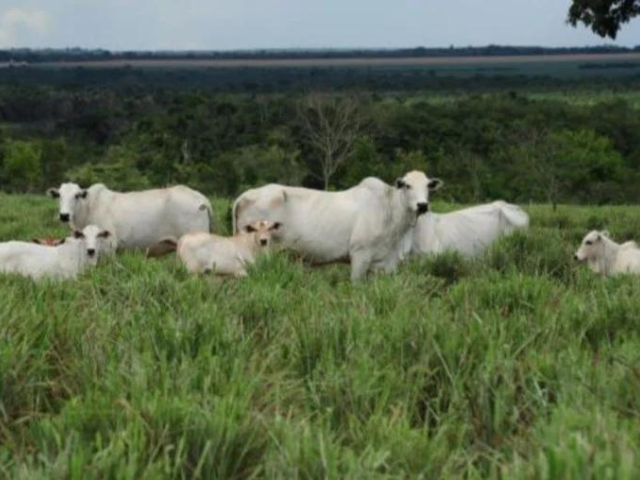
47,183,213,252
575,230,640,276
0,224,111,280
405,200,529,258
232,171,442,281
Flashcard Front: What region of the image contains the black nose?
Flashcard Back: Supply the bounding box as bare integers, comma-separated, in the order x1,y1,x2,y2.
417,202,429,214
574,254,579,261
59,213,70,222
87,249,96,257
260,239,268,246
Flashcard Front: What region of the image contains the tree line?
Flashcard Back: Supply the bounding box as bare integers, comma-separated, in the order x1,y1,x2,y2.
0,85,639,207
2,44,639,63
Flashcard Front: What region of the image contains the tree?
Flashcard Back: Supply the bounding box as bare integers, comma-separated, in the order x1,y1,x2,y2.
339,136,385,188
501,128,626,209
1,139,43,192
40,139,68,187
297,95,363,190
66,145,151,191
568,0,640,39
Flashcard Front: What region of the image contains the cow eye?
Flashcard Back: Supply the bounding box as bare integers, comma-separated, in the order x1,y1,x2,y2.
585,240,593,246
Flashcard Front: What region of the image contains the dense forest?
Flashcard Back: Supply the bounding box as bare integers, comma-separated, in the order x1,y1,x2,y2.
1,71,640,206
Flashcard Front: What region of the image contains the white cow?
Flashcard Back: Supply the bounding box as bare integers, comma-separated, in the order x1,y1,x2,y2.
0,225,111,281
47,183,213,252
232,171,442,280
405,201,529,257
575,230,640,276
153,220,281,276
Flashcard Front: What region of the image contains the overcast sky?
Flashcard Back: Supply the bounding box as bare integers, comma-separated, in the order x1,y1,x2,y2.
1,0,640,51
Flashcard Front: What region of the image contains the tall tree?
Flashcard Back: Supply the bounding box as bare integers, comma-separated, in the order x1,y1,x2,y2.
568,0,640,38
297,95,362,190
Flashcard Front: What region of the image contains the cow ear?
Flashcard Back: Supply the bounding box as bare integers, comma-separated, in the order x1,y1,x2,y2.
244,224,257,233
47,188,60,198
98,230,111,239
428,178,444,191
73,230,85,239
270,222,282,231
600,230,610,239
76,190,88,199
395,178,406,189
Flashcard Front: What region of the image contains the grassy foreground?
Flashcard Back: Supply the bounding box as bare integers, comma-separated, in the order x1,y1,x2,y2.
2,193,640,479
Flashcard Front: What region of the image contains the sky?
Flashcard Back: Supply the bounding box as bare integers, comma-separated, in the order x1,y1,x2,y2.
1,0,640,51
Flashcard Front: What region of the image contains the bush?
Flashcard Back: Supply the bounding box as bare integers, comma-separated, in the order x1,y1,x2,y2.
66,146,151,190
1,139,42,192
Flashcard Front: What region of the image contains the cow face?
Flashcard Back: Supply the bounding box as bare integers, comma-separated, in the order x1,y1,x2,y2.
47,183,88,224
395,171,443,216
575,230,607,262
244,220,282,248
75,225,111,265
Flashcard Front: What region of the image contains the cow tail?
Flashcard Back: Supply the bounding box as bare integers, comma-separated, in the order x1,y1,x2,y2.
199,199,214,233
231,197,240,234
206,203,213,233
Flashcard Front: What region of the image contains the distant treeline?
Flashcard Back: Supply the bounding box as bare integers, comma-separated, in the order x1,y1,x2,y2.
2,45,640,63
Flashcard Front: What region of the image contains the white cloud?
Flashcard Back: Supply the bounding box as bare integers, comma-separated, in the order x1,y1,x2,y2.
0,7,52,48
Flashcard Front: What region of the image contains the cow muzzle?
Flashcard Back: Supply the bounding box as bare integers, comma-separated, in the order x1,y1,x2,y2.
59,213,70,223
87,248,96,257
416,202,429,215
260,239,268,246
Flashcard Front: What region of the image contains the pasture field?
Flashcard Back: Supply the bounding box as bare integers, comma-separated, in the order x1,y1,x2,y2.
2,194,640,478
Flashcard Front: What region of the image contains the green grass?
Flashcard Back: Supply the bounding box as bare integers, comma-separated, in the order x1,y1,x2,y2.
2,193,640,479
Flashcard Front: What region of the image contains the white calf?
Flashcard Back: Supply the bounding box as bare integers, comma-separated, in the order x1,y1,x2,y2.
575,230,640,276
155,220,281,276
0,225,111,280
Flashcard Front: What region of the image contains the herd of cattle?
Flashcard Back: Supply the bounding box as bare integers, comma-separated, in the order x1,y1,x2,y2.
0,169,637,281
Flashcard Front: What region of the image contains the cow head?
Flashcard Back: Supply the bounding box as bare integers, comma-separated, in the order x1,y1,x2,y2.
73,225,112,265
244,220,282,248
395,171,443,216
575,230,608,262
47,183,88,224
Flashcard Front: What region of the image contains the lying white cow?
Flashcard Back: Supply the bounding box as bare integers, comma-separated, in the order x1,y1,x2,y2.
232,171,442,280
47,183,213,252
0,225,111,280
405,200,529,257
575,230,640,276
154,220,281,276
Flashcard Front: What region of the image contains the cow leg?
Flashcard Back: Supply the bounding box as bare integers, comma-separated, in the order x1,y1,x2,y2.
381,258,398,273
234,269,248,278
350,251,372,281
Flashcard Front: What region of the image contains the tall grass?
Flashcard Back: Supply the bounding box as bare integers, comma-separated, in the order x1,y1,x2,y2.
2,196,640,478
